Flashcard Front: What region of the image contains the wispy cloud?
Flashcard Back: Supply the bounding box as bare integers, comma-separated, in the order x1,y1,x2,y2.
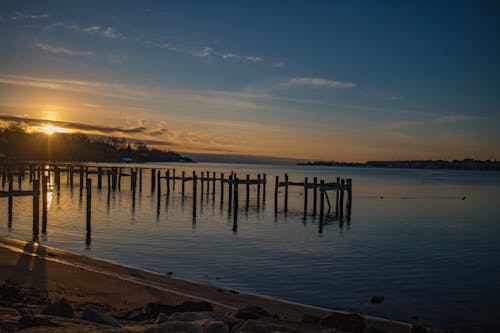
50,22,123,39
282,77,356,89
432,115,487,124
8,11,49,21
0,114,147,134
36,43,94,57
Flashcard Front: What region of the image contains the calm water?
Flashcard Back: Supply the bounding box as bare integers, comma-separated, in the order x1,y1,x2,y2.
1,163,500,332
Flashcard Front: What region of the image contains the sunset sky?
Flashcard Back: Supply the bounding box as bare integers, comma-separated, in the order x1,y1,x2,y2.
1,1,499,162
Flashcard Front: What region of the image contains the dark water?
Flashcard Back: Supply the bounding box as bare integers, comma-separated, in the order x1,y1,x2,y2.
1,163,500,332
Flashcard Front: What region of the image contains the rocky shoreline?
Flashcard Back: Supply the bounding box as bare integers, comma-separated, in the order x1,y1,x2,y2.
0,237,434,333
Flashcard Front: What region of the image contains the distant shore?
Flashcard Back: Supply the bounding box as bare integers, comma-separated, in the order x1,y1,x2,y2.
0,236,425,333
298,158,500,171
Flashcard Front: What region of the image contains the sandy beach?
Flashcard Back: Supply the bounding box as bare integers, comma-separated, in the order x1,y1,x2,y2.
0,236,425,332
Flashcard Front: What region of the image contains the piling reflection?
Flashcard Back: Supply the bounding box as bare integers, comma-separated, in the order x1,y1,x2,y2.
1,164,354,248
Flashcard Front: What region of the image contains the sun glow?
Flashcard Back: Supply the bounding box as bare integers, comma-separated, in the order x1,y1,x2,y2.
42,125,66,134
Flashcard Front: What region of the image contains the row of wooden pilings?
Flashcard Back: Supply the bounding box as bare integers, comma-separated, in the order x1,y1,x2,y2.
1,163,353,240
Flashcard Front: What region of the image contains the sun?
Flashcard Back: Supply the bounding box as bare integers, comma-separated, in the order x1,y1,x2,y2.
42,125,65,135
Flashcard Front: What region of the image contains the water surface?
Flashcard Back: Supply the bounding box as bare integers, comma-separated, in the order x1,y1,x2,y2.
1,163,500,332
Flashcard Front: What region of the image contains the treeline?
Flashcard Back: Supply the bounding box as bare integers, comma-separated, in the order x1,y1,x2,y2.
0,122,192,163
298,159,500,170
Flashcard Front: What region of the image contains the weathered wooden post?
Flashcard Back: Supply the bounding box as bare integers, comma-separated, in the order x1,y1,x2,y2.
130,170,136,191
118,167,123,190
151,168,156,193
86,178,92,236
246,174,250,206
319,180,325,222
181,171,185,196
284,174,289,212
304,177,309,213
8,174,13,219
18,172,22,190
112,168,118,191
313,177,318,215
32,179,40,242
42,174,48,233
262,174,266,203
257,174,261,207
155,170,161,205
274,175,279,213
206,170,210,196
192,171,197,212
106,170,111,190
172,169,176,189
201,172,205,196
339,179,345,218
220,173,225,204
79,166,84,191
69,165,74,188
139,168,143,192
346,178,352,216
233,175,239,223
97,167,103,189
166,170,170,195
212,172,216,195
29,165,33,183
336,176,340,214
228,174,233,211
55,166,60,192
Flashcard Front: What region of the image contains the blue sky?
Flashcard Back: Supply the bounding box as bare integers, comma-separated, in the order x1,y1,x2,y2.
1,1,499,161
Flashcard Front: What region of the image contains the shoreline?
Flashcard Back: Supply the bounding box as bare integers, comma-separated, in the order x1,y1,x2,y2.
0,235,421,333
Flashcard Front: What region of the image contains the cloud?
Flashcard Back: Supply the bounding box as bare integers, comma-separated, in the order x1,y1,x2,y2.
245,56,263,62
193,47,214,58
36,43,94,57
432,115,486,124
0,115,146,135
283,77,357,89
55,23,123,39
9,11,49,21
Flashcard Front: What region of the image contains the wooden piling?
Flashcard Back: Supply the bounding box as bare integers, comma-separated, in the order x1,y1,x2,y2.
262,174,266,203
336,177,340,214
304,177,308,213
157,170,161,201
97,167,103,189
32,179,40,242
257,174,261,207
139,169,143,192
246,174,250,204
55,167,60,192
166,170,170,195
339,179,345,218
274,175,279,213
8,174,13,218
79,166,84,191
69,165,74,188
107,170,111,190
346,178,352,216
86,178,92,235
212,172,216,195
192,171,197,211
284,174,289,212
118,167,122,190
151,168,156,193
233,176,239,222
313,177,318,215
319,180,325,222
228,174,233,211
201,172,204,196
206,170,210,196
42,174,48,232
220,173,225,203
181,171,185,196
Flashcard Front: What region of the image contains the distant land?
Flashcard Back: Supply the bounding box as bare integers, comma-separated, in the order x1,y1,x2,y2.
298,159,500,171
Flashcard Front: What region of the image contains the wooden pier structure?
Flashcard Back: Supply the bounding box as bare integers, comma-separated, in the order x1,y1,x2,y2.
1,162,353,239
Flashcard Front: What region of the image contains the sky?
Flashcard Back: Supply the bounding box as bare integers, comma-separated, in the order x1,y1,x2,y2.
0,1,499,162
